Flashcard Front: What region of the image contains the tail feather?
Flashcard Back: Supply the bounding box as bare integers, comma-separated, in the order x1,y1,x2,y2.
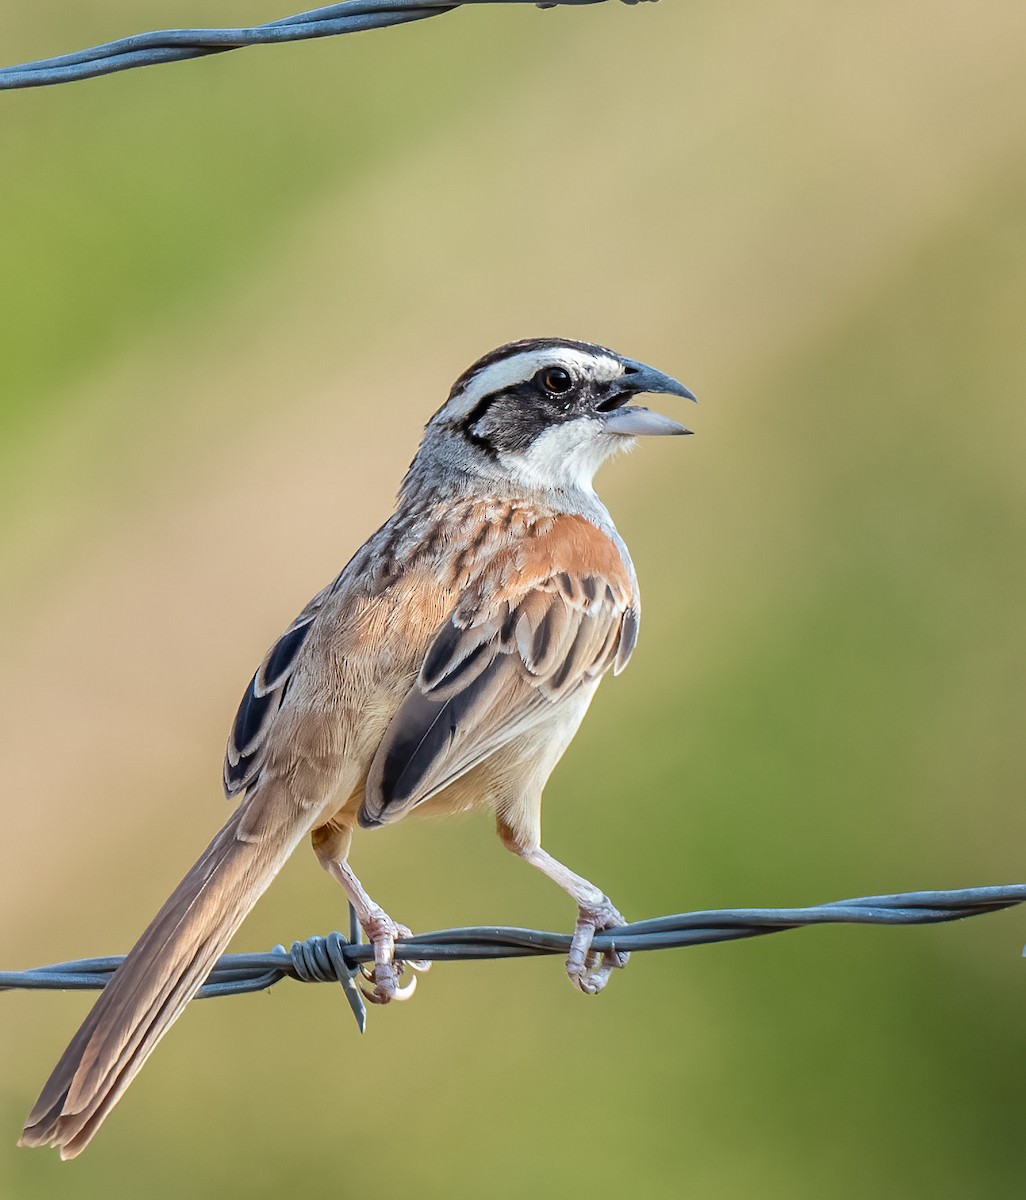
20,789,312,1158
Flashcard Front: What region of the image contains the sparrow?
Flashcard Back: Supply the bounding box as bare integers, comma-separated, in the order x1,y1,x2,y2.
21,337,695,1158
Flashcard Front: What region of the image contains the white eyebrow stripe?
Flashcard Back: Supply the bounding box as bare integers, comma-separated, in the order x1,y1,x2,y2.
441,347,624,422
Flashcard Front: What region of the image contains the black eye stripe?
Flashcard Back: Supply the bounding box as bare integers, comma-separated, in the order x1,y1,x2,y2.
456,359,604,458
457,385,520,457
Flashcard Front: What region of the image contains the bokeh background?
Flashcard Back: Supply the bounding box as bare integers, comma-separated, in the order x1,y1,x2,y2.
2,1,1025,1195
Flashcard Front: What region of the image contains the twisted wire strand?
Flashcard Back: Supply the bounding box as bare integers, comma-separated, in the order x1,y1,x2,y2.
4,885,1024,1032
0,0,649,90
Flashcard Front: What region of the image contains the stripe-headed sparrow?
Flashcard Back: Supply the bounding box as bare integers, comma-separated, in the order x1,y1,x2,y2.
22,337,695,1157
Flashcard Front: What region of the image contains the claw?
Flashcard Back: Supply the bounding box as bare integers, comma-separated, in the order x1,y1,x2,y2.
566,897,630,995
358,970,417,1004
573,964,613,995
352,910,425,1006
358,977,389,1005
391,973,418,1001
325,862,425,1008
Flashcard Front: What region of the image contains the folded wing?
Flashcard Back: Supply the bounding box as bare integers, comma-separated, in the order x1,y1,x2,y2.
361,531,638,827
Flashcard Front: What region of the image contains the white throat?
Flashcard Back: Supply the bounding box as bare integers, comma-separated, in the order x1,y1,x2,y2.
497,418,632,495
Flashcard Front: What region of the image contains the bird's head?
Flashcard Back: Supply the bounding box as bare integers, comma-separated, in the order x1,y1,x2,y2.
413,338,696,497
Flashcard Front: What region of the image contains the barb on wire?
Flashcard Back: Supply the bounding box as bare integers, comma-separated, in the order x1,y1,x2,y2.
3,885,1024,1033
0,0,653,91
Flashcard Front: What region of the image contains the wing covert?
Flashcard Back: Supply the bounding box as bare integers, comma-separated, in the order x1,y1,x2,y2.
361,556,638,827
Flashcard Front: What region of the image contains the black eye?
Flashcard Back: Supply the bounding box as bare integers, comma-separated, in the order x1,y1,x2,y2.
536,366,574,397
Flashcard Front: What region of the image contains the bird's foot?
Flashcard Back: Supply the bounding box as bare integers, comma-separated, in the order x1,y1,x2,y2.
357,910,428,1004
566,896,630,995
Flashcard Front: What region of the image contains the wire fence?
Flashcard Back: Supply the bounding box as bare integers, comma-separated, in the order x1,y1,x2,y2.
0,0,649,90
4,885,1024,1031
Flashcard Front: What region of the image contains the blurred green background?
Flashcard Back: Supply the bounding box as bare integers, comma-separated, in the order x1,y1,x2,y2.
2,1,1025,1195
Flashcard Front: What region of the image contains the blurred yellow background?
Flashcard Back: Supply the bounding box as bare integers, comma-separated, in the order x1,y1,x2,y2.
2,1,1025,1195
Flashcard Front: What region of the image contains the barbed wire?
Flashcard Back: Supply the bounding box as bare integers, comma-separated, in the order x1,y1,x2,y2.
4,885,1024,1032
0,0,652,91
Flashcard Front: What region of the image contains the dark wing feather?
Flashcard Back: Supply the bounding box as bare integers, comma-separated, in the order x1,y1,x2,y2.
361,568,637,826
361,657,524,824
223,583,333,797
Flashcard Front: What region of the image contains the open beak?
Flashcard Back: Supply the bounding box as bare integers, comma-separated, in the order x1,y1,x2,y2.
600,358,697,437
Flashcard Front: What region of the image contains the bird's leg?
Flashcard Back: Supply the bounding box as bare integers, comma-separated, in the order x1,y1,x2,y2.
498,816,629,993
321,857,422,1004
522,846,630,994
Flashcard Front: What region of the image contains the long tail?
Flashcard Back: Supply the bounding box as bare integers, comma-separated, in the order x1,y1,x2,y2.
20,786,312,1158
